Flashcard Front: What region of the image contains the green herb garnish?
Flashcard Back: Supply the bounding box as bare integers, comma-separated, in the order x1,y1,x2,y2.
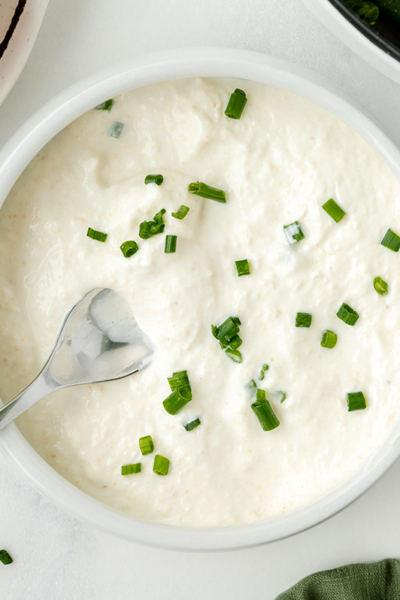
87,227,108,243
188,182,226,203
165,235,177,253
145,174,163,185
322,199,346,223
374,276,388,295
96,99,114,112
284,221,305,244
108,121,124,138
121,463,141,475
251,389,280,431
120,240,139,257
337,303,359,326
139,435,154,455
347,391,367,412
381,228,400,252
172,205,190,220
235,259,251,277
224,88,247,119
153,455,170,476
184,418,201,431
295,313,312,328
139,208,166,239
321,330,338,348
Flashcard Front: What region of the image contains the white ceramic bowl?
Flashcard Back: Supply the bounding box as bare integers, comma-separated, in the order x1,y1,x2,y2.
0,0,49,107
302,0,400,83
1,47,400,551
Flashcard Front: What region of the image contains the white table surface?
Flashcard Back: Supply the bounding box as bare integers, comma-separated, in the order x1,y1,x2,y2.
1,1,400,598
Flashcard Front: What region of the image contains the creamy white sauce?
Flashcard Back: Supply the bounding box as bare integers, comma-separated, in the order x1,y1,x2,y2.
1,78,400,526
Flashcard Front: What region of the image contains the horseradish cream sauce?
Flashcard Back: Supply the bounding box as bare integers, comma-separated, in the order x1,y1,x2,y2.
0,78,400,526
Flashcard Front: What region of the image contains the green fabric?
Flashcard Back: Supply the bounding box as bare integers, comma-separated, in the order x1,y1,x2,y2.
276,559,400,599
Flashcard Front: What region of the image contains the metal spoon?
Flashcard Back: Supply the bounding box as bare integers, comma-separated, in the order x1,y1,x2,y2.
0,288,154,431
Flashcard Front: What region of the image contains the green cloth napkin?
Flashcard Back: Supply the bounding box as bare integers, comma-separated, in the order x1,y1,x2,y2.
276,559,400,599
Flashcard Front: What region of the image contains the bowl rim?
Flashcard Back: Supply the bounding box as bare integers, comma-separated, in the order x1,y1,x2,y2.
1,46,400,551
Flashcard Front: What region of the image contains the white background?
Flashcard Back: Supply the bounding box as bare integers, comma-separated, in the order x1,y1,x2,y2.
1,1,400,598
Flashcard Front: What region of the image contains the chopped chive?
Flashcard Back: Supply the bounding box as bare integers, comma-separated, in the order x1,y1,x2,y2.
228,334,242,350
251,389,280,431
322,199,346,223
139,208,166,239
165,235,177,254
235,259,251,277
168,370,191,394
145,174,163,186
139,435,154,456
284,221,305,244
188,182,226,203
0,550,13,566
245,379,258,395
381,229,400,252
347,391,367,412
153,455,170,476
337,303,359,326
184,418,201,431
225,347,242,363
225,88,247,119
163,387,191,415
212,317,240,347
295,312,312,328
374,276,388,295
96,99,114,112
321,330,338,348
108,121,124,138
120,240,139,257
172,205,190,220
259,364,269,381
272,390,287,403
121,463,141,476
87,227,108,243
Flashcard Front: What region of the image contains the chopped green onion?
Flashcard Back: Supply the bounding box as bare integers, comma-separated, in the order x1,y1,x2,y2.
225,347,242,363
272,390,287,403
168,370,191,394
224,88,247,120
245,379,258,396
381,229,400,252
321,330,338,349
259,364,269,381
165,235,177,254
228,334,242,350
322,199,346,223
184,418,201,431
284,221,305,244
337,303,359,326
212,317,240,347
153,454,170,476
96,99,114,112
139,435,154,455
145,174,164,185
295,313,312,328
163,387,191,415
0,550,13,566
108,121,124,138
121,463,141,476
139,208,166,239
235,259,251,277
347,391,367,412
188,182,226,203
172,205,190,220
120,240,139,257
374,276,388,295
87,227,108,243
251,389,280,431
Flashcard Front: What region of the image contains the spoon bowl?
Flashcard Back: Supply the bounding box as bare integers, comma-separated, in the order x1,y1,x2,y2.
0,288,154,430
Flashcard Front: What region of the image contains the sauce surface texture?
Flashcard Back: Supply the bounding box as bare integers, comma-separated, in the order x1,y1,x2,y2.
0,78,400,526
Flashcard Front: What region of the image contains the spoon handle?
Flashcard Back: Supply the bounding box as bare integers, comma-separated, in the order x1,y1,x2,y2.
0,371,58,431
